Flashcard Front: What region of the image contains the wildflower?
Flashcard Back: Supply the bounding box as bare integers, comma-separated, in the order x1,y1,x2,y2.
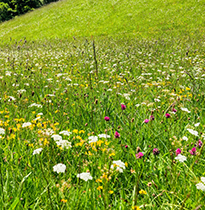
97,186,103,190
108,190,114,194
125,145,128,148
104,116,110,121
28,103,42,108
181,107,191,113
114,131,120,138
32,148,43,155
77,172,93,181
196,177,205,191
182,136,188,141
136,152,144,159
175,148,181,156
22,122,32,128
59,130,72,136
61,199,67,203
175,154,187,162
165,113,171,118
198,140,202,148
51,134,62,141
53,163,66,173
144,119,149,123
153,148,159,155
111,160,126,173
189,147,196,155
150,115,155,120
88,136,98,143
194,123,200,127
132,206,141,210
139,189,147,195
0,128,5,135
187,128,198,136
98,134,111,138
56,140,72,149
172,108,177,113
121,104,126,110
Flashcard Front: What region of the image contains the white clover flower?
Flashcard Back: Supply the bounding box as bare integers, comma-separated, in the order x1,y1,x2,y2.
0,128,5,135
22,122,32,128
88,136,98,143
187,128,198,136
181,107,191,113
194,123,200,127
32,148,43,155
111,160,126,173
17,89,26,94
51,134,62,141
182,136,188,141
175,154,187,163
196,177,205,191
53,163,66,173
56,140,72,149
77,172,93,181
59,130,72,136
98,134,111,138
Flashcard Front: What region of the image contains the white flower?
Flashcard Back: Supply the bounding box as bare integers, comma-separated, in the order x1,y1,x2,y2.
182,136,188,141
28,103,42,108
175,154,187,163
111,160,126,173
187,128,198,136
88,136,98,143
17,89,26,94
194,123,200,127
51,134,62,141
33,148,43,155
0,128,5,135
196,183,205,191
98,134,111,138
22,122,32,128
77,172,93,181
59,130,72,136
8,96,16,101
53,163,66,173
181,108,191,113
37,113,43,116
56,140,72,149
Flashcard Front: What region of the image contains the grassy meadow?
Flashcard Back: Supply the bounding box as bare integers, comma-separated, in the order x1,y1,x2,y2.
0,0,205,209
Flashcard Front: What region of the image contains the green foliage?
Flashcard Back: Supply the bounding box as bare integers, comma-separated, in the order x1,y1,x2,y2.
0,0,60,22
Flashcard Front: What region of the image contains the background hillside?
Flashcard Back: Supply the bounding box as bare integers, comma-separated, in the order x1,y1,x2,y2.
0,0,205,43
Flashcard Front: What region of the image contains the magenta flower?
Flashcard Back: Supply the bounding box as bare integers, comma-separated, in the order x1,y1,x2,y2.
153,148,159,155
172,108,177,113
150,115,155,121
104,116,110,121
165,113,171,118
121,104,126,110
136,152,144,159
114,131,120,138
189,147,196,155
176,148,181,156
198,140,202,148
144,119,149,123
125,145,128,148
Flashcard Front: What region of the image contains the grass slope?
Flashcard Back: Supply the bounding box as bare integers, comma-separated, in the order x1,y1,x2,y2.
0,0,205,42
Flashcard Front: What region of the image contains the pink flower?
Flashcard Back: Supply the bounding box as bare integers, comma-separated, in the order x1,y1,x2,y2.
115,131,120,138
144,119,149,123
150,115,155,121
165,113,171,118
176,148,181,156
136,152,144,159
189,147,196,155
125,145,128,148
104,116,110,121
121,104,126,110
198,140,202,148
172,108,177,113
153,148,159,155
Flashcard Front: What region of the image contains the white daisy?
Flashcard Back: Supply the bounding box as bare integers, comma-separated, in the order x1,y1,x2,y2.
77,172,93,181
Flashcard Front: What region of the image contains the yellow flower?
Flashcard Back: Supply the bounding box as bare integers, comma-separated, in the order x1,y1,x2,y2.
61,199,67,203
72,129,78,134
96,179,102,183
79,130,85,134
108,190,114,194
132,206,141,210
139,189,147,195
97,186,103,190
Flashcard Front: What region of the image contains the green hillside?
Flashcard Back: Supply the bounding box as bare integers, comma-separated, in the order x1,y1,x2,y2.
0,0,205,42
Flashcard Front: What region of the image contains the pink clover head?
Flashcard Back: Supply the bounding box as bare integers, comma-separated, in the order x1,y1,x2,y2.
104,116,110,121
121,104,126,110
189,147,196,155
144,119,149,124
114,131,120,138
136,152,144,159
165,113,171,118
153,148,159,155
175,148,181,156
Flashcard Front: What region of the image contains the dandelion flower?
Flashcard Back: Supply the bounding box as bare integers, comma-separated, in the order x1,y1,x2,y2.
77,172,93,181
53,163,66,173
